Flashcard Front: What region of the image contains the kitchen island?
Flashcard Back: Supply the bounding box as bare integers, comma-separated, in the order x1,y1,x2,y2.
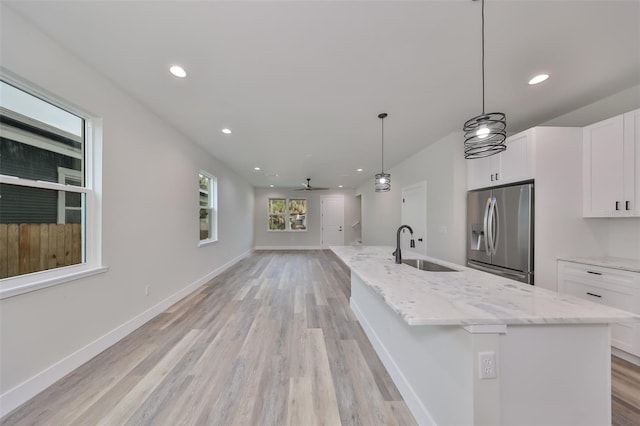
331,245,640,426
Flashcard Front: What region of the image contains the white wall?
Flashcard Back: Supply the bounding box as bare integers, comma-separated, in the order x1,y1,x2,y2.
543,85,640,128
253,188,359,248
358,132,467,265
0,5,254,412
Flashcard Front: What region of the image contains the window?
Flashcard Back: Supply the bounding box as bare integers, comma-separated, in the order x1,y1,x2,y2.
268,198,307,231
199,172,218,244
0,78,103,297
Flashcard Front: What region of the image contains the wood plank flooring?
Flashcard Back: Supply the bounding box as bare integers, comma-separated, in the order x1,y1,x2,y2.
2,250,639,425
1,250,415,425
612,355,640,426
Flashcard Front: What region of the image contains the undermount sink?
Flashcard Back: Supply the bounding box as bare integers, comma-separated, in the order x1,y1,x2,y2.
402,259,458,272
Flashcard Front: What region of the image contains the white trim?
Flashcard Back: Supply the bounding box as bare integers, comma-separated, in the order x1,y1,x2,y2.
612,347,640,366
0,249,252,419
463,324,507,334
0,266,108,300
350,298,434,426
0,175,87,193
253,245,322,250
197,238,218,247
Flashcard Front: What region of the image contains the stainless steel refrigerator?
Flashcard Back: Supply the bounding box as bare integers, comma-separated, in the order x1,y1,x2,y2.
467,182,534,284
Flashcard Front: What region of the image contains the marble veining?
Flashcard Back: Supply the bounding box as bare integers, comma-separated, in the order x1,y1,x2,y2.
331,245,640,326
558,256,640,273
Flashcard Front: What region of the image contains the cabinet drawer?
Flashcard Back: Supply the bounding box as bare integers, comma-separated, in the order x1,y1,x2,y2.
562,279,636,313
561,263,638,291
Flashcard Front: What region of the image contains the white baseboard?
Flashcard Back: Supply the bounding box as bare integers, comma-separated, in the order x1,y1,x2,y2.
612,347,640,366
350,298,434,426
0,249,252,419
253,245,323,250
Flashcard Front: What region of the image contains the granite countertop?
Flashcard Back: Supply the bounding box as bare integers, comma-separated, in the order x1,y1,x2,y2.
331,245,640,327
557,257,640,273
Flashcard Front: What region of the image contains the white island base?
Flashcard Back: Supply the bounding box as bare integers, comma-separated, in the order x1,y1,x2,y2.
351,272,612,426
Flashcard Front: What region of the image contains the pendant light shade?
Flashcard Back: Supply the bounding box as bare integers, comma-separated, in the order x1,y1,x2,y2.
375,113,391,192
463,0,507,159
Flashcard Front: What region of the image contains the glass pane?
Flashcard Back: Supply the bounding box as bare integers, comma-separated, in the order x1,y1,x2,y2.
199,174,209,192
0,183,85,279
269,199,285,214
66,191,81,208
65,209,82,224
0,81,84,137
289,214,307,230
268,215,286,230
199,208,210,240
0,138,83,184
289,199,307,214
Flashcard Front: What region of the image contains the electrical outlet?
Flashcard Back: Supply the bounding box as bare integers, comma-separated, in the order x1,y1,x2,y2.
478,351,497,379
145,285,150,296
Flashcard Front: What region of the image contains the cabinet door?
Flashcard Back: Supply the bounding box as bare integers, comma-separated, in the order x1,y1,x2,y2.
583,115,625,217
623,109,640,216
467,155,498,190
500,129,534,185
557,261,640,356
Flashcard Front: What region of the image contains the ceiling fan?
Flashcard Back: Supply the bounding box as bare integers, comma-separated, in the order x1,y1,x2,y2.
295,178,329,191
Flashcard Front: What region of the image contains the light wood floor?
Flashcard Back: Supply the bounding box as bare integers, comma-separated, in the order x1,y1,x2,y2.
2,250,639,425
612,355,640,426
1,250,415,425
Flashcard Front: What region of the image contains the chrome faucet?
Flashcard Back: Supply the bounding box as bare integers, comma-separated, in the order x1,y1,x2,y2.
393,225,415,264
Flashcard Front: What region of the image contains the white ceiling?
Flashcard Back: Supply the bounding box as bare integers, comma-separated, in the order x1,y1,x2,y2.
6,1,640,189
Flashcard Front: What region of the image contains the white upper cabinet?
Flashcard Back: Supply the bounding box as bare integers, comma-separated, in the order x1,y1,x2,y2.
467,129,534,190
583,109,640,217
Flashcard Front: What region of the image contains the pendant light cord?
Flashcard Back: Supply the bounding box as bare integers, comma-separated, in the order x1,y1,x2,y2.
381,117,384,172
481,0,485,114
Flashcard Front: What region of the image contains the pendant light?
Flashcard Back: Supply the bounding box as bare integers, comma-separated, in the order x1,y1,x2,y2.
375,113,391,192
463,0,507,159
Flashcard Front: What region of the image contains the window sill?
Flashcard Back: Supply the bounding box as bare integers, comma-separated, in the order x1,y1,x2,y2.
267,230,308,232
198,238,219,247
0,265,109,300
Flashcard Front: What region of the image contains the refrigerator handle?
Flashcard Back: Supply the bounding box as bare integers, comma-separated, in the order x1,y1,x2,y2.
483,197,492,255
491,197,499,255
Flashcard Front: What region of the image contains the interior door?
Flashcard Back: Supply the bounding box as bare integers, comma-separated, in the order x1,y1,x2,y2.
321,195,344,248
401,181,427,256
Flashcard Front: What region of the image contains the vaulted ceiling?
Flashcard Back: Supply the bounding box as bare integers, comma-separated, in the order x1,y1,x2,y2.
6,1,640,189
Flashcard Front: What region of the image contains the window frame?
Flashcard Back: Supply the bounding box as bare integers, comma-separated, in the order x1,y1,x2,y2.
0,72,105,299
267,197,308,232
198,171,218,246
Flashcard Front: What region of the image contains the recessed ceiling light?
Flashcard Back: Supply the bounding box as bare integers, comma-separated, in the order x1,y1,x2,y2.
254,167,261,171
528,74,549,85
357,168,363,172
269,184,274,188
338,185,343,188
221,128,232,134
169,65,187,78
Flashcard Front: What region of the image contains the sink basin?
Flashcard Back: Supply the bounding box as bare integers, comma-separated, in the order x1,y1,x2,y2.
402,259,458,272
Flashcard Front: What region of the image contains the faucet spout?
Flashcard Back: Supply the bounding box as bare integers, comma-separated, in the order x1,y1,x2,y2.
394,225,414,264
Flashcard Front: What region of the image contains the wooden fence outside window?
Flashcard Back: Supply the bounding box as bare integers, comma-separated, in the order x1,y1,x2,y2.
0,223,82,279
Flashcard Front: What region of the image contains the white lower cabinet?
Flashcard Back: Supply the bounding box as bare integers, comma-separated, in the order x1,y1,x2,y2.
558,260,640,357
